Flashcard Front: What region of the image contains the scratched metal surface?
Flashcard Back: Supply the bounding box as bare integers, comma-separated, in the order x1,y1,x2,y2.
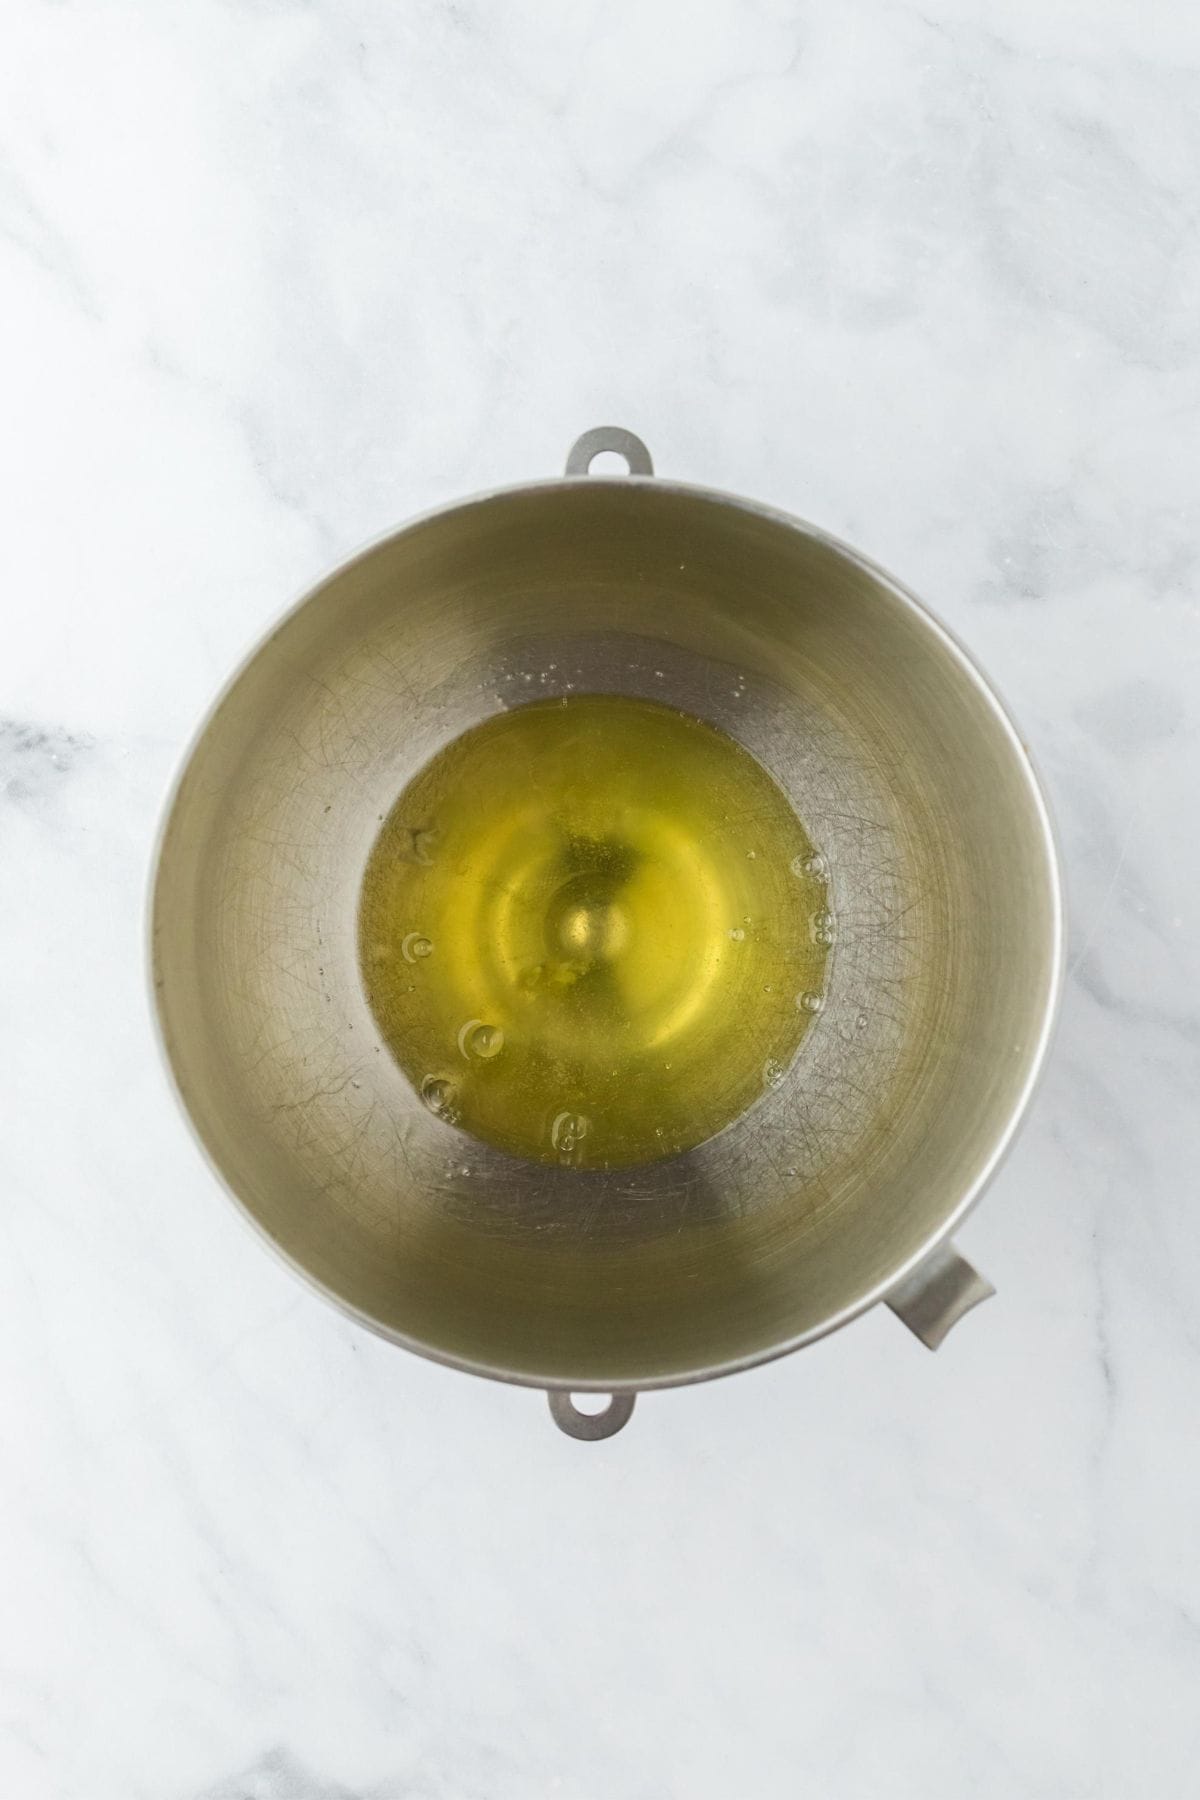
153,477,1060,1387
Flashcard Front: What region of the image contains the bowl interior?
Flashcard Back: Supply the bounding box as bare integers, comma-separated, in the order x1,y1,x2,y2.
153,481,1060,1387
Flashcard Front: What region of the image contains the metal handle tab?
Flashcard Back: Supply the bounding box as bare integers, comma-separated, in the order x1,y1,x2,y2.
886,1241,994,1349
564,427,654,477
547,1390,636,1440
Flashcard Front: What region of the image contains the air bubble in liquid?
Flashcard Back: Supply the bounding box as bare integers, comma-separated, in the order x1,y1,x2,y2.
458,1019,504,1060
798,991,825,1014
792,851,828,881
812,909,835,946
421,1076,456,1118
402,932,434,963
551,1111,590,1156
763,1058,785,1089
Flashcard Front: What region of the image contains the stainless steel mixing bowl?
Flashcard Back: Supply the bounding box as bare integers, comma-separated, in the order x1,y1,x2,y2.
151,428,1063,1439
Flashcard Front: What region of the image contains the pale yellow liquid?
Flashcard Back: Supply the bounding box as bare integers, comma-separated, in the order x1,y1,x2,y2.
359,695,832,1167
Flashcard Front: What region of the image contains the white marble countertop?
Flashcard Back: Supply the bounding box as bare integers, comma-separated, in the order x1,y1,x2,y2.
3,4,1199,1796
